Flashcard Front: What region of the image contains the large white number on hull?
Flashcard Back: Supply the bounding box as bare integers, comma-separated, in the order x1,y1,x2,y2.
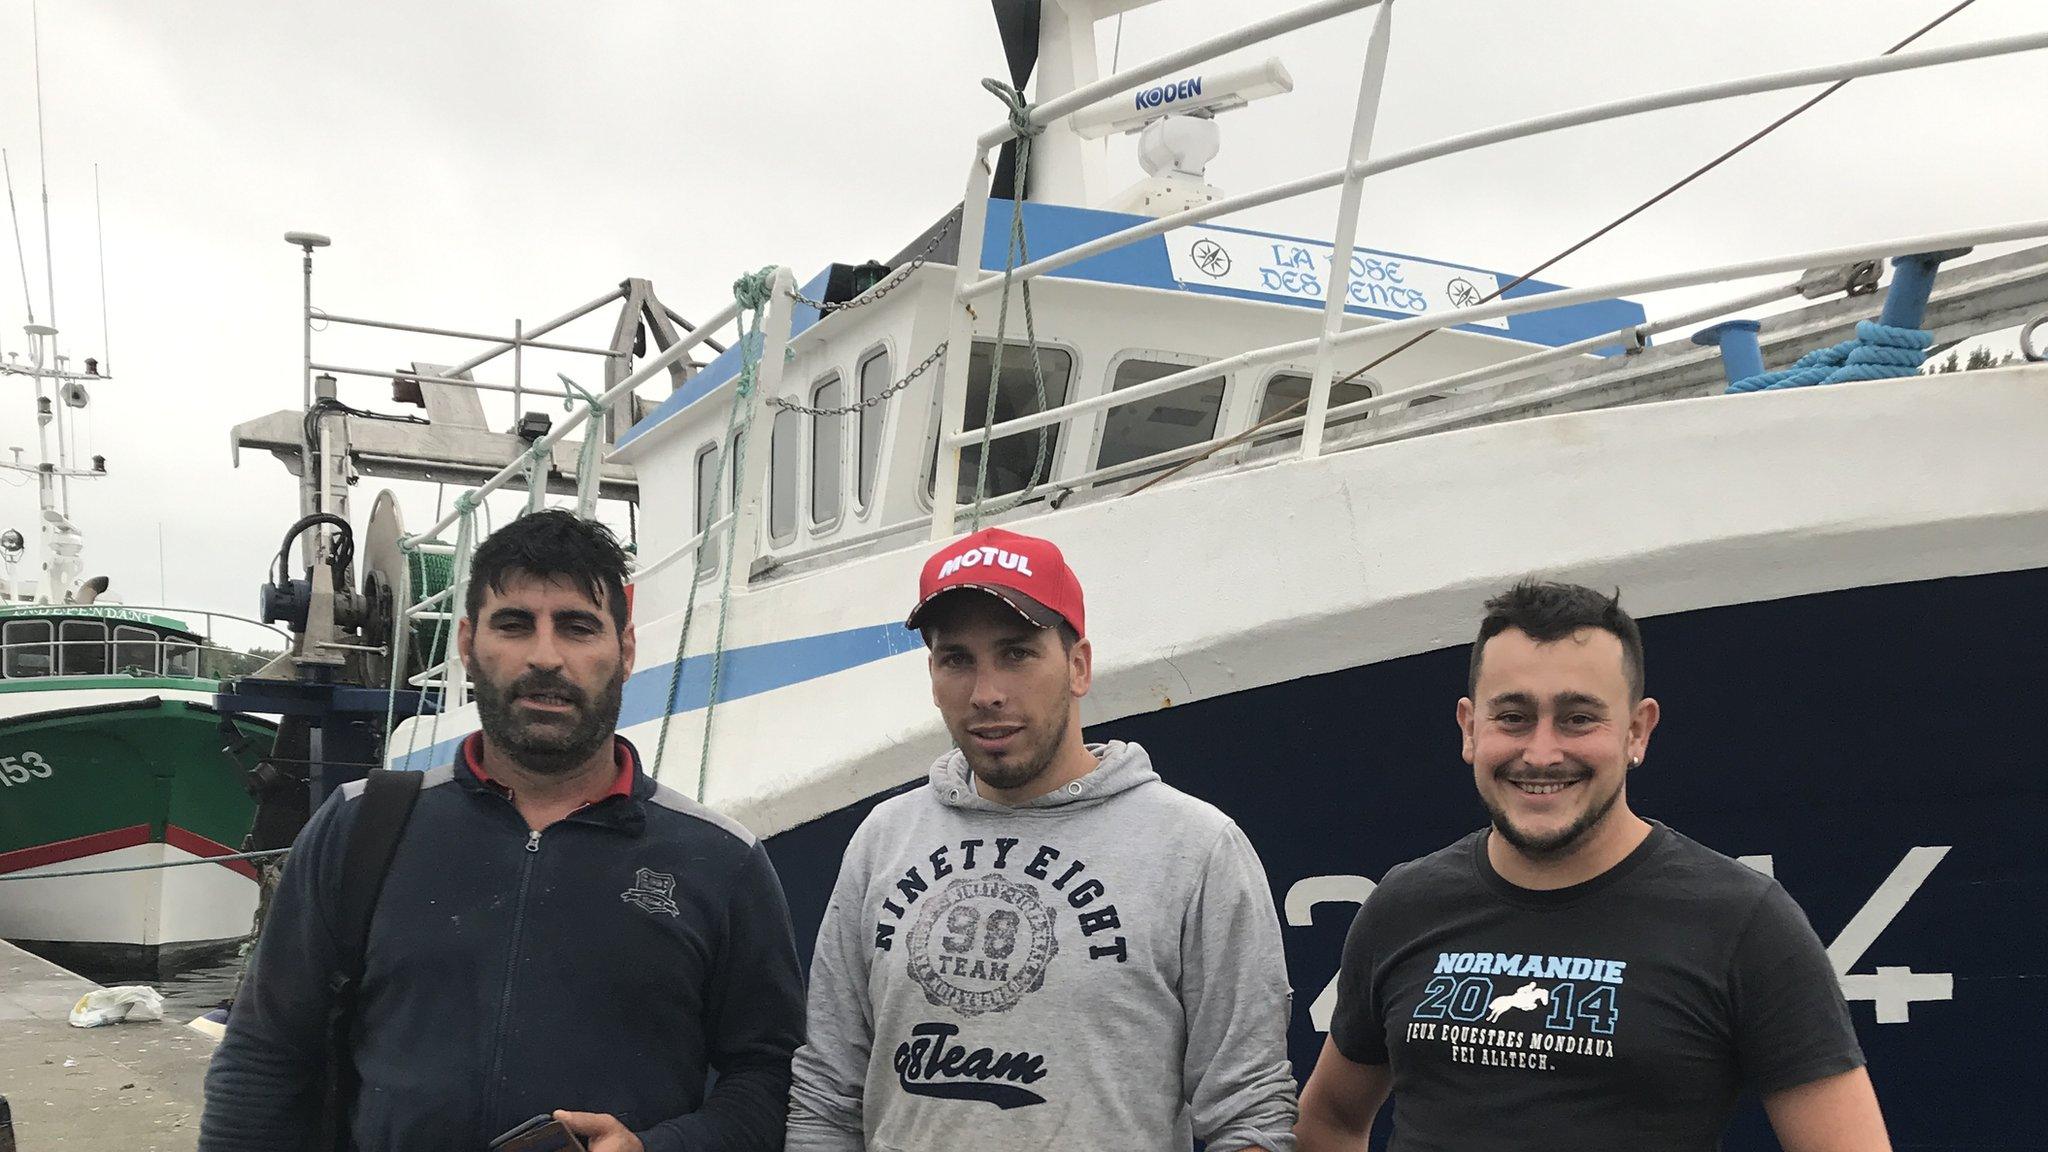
1741,846,1954,1024
1284,874,1376,1032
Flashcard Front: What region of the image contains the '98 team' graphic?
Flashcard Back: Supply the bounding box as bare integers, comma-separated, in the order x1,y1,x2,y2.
907,874,1059,1016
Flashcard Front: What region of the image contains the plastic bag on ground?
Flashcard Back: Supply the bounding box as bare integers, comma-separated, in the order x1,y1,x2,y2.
68,985,165,1028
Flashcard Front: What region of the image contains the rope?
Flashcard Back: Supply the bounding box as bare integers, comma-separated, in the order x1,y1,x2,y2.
0,847,291,882
968,79,1052,529
1726,321,1933,393
417,491,479,762
652,268,776,798
522,436,551,514
556,373,610,515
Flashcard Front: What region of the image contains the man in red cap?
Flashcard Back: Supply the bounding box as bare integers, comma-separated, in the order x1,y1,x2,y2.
786,526,1298,1152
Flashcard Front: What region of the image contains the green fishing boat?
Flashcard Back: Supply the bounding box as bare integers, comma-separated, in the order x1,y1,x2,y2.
0,602,277,973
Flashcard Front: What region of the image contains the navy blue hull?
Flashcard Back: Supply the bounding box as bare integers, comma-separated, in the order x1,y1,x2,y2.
766,568,2047,1148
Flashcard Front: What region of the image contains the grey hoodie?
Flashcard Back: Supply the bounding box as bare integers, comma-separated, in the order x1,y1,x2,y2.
787,741,1298,1152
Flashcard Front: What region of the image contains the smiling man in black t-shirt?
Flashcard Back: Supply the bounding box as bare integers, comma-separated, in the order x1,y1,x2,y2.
1294,581,1891,1152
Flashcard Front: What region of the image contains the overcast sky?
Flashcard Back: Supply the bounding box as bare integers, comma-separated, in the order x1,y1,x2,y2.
2,0,2043,628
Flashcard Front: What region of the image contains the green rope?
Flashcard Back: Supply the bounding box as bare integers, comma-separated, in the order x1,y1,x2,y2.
652,267,777,798
970,79,1053,529
522,437,551,515
384,539,458,765
556,373,610,517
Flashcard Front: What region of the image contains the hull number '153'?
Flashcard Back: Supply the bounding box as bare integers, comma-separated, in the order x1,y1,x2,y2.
1283,846,1955,1030
0,751,54,786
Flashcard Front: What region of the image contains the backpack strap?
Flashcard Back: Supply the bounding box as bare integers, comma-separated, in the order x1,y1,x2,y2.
319,768,424,1152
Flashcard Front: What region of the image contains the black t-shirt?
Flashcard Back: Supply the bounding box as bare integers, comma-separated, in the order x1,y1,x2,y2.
1329,822,1863,1152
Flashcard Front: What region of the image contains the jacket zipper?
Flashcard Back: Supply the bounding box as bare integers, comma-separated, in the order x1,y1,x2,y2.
481,820,544,1122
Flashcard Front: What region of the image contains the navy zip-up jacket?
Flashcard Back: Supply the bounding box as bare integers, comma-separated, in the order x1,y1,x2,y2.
199,738,805,1152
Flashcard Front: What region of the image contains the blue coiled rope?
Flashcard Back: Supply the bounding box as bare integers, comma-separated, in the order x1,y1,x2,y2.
1727,320,1934,394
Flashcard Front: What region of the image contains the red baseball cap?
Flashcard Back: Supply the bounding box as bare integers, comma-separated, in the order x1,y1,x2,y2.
905,527,1085,638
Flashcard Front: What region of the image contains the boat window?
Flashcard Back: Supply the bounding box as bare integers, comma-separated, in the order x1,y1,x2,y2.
59,620,109,676
855,348,890,512
731,431,742,515
115,625,161,675
166,640,199,679
1256,372,1376,441
1097,358,1226,475
929,341,1074,503
811,374,844,527
694,440,720,575
2,620,53,678
769,405,800,542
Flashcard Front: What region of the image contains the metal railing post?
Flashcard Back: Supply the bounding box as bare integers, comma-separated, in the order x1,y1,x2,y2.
930,155,996,540
1301,0,1395,461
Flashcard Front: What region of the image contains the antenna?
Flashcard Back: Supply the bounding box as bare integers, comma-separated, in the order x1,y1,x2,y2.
33,0,55,339
94,165,110,377
3,150,34,328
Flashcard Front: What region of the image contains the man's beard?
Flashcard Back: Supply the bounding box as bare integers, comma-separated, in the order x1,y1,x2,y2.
961,708,1069,794
1482,758,1625,860
472,664,625,776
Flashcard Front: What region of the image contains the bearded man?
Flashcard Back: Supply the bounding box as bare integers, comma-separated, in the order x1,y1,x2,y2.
1294,580,1889,1152
786,527,1299,1152
202,510,803,1152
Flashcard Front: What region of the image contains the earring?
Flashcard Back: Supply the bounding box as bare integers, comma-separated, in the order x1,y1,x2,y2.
1628,756,1641,768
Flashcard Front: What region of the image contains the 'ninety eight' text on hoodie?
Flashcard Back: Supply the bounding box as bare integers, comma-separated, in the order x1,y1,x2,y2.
787,741,1299,1152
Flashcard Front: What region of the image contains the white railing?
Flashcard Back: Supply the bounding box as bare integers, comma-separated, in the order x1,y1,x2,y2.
958,220,2048,454
629,514,729,586
926,0,2048,538
403,293,746,547
953,30,2048,305
313,286,630,415
397,272,796,709
0,635,281,682
18,604,294,645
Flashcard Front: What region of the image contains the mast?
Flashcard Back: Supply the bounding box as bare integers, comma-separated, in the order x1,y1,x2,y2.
32,0,72,515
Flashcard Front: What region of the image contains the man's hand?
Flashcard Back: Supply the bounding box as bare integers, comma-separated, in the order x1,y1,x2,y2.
553,1110,644,1152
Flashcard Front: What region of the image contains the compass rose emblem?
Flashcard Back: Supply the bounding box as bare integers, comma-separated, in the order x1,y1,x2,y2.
1189,238,1232,278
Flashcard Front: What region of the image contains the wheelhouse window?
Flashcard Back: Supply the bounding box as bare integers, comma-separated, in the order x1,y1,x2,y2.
1255,372,1376,441
59,620,109,676
769,405,800,542
694,441,721,533
856,349,890,513
929,341,1074,503
2,620,53,678
694,441,720,575
811,374,844,527
166,640,199,679
115,625,161,675
694,435,739,576
1097,357,1226,475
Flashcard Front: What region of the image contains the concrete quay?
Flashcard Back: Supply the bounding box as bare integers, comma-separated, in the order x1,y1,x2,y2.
0,939,213,1151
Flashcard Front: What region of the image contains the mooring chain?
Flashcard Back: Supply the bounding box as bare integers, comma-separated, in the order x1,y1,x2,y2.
786,208,962,314
766,341,948,416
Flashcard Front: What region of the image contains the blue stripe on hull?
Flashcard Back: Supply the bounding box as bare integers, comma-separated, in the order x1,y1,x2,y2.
765,567,2048,1149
